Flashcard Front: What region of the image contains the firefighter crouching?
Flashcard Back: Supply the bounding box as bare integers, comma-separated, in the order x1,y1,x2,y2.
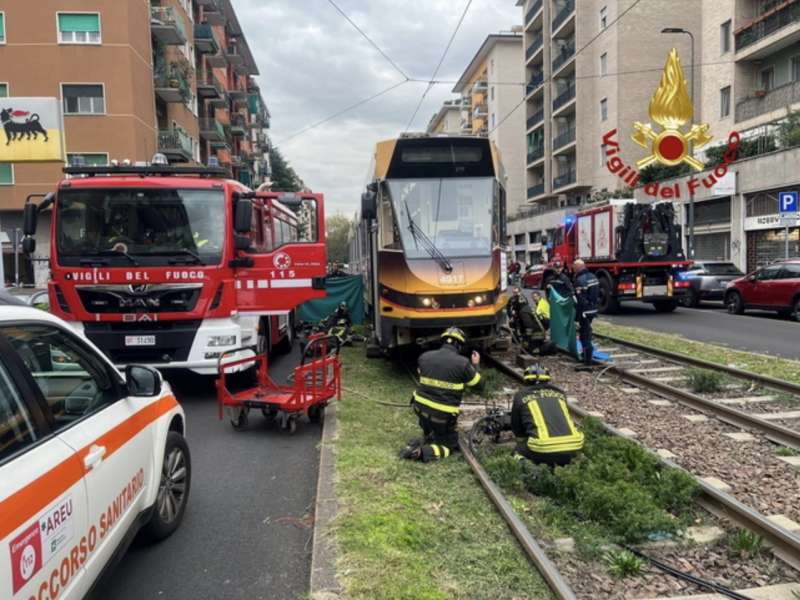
401,327,484,462
573,259,600,367
511,365,584,467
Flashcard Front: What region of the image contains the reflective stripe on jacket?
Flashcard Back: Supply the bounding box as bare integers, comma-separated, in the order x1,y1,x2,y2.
511,385,584,454
413,344,483,415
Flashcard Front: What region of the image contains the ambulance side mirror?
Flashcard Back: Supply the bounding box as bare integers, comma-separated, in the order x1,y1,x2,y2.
234,197,252,233
23,202,38,236
125,365,162,397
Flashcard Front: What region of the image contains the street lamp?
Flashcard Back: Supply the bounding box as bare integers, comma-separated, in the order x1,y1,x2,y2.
661,27,696,259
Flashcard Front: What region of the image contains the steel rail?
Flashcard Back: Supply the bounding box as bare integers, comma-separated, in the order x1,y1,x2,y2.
459,439,578,600
485,352,800,572
595,332,800,397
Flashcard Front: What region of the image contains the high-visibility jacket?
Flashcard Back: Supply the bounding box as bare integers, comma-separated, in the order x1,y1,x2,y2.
511,384,584,454
413,344,483,415
535,298,550,321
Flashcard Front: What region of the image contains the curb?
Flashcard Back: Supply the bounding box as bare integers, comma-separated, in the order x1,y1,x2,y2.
309,401,342,599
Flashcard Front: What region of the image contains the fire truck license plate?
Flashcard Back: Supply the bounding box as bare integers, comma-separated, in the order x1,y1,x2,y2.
125,335,156,347
646,285,668,296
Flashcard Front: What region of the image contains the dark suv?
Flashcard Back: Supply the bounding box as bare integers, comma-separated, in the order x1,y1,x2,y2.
724,259,800,320
681,261,744,307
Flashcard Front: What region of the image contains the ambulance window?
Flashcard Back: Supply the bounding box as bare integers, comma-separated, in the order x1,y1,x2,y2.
0,360,42,463
2,325,120,431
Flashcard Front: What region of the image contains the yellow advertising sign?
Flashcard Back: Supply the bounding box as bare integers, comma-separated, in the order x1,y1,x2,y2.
0,97,65,163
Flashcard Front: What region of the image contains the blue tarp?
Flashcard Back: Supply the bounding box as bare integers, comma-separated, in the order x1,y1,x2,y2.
297,275,365,325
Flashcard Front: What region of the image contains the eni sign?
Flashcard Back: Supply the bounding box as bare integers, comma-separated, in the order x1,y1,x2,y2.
0,97,65,163
602,49,741,199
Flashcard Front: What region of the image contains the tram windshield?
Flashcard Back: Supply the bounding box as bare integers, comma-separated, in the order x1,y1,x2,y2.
387,177,494,259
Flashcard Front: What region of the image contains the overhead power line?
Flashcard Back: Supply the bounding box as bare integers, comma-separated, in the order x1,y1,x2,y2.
489,0,646,135
326,0,410,81
404,0,474,132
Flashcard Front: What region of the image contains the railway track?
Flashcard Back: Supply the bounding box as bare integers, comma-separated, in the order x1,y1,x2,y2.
593,333,800,451
476,351,800,596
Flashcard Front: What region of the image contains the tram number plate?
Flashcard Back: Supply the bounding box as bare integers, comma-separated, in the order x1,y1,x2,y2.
125,335,156,347
646,285,668,296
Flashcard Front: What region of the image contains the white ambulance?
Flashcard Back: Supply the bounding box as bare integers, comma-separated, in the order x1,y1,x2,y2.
0,292,191,599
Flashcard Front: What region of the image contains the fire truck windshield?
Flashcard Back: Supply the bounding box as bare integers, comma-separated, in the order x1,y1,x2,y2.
56,188,225,266
387,177,493,259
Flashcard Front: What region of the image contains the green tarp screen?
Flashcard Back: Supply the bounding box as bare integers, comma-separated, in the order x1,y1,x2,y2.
298,275,364,325
548,287,578,358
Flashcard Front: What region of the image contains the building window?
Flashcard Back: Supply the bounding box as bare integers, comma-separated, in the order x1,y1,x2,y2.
600,6,607,29
62,84,105,114
0,12,5,44
600,97,608,121
720,86,731,118
720,20,731,53
600,52,607,76
490,58,495,74
0,83,7,97
792,56,800,82
600,143,607,167
491,113,496,128
490,86,495,101
759,67,774,91
57,13,101,44
67,153,108,166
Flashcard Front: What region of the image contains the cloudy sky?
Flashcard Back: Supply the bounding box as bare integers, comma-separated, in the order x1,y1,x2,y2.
232,0,520,216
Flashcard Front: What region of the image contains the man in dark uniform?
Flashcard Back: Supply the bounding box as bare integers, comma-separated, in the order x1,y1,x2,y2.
506,286,525,336
573,259,600,367
546,260,575,299
401,327,484,462
511,364,584,467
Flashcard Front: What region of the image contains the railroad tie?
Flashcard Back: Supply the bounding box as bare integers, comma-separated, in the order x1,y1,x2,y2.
716,395,775,405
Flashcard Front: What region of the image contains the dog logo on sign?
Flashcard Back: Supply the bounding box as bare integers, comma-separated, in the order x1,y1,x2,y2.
1,108,50,145
273,252,291,270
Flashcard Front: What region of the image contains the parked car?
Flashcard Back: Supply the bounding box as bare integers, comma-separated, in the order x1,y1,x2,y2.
0,291,190,599
680,261,744,307
724,259,800,320
521,264,546,289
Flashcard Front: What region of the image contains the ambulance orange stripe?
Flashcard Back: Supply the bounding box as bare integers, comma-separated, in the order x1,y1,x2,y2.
0,394,179,541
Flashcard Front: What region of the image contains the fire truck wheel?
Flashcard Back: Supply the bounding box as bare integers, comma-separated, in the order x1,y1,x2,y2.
275,316,294,355
599,277,620,314
231,408,249,430
257,318,272,357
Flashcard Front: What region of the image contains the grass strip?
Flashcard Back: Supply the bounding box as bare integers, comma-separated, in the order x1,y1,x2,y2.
595,320,800,385
334,346,554,600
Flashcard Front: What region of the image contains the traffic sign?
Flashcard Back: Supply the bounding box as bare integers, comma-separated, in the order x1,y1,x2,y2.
779,191,798,214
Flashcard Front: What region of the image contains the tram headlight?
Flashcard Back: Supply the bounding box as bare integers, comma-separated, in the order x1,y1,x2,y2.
422,297,432,307
467,299,476,308
474,295,484,305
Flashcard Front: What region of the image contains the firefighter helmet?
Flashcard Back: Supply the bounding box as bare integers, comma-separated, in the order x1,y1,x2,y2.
339,301,348,310
523,364,551,384
441,327,466,345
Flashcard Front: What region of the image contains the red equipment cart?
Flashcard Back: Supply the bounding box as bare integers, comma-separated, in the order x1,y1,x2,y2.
216,335,342,434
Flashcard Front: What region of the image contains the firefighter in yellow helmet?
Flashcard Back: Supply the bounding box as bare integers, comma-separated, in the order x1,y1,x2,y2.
511,364,584,467
401,327,484,462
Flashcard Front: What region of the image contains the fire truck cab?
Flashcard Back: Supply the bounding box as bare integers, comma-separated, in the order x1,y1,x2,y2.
22,165,327,374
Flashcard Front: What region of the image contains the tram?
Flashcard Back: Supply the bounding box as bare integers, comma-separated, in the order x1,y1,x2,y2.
351,134,508,352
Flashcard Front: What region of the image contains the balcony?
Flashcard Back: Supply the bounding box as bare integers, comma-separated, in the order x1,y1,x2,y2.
735,80,800,123
527,109,544,130
151,6,187,45
194,23,219,54
154,69,191,103
202,1,226,26
553,83,576,112
552,0,576,33
552,126,576,150
472,80,489,93
228,84,248,101
527,183,545,199
526,72,544,96
197,70,224,100
230,114,247,136
552,40,575,73
199,117,225,142
525,0,543,27
527,145,545,164
158,129,193,162
553,169,577,189
735,1,800,56
525,34,543,61
473,105,488,117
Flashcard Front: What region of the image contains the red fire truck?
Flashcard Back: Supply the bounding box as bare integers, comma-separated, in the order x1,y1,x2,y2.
21,165,327,373
529,201,692,313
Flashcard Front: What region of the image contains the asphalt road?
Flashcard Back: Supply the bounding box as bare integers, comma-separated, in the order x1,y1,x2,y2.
602,301,800,359
95,342,321,600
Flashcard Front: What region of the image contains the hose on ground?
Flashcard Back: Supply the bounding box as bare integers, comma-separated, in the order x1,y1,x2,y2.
341,386,410,408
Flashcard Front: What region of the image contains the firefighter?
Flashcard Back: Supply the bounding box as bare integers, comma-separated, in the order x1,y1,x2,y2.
511,364,584,467
573,259,600,366
401,327,484,462
506,286,526,335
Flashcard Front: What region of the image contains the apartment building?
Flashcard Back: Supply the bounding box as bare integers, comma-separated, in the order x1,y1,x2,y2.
0,0,272,284
451,32,527,216
511,0,699,264
633,0,800,271
426,99,464,134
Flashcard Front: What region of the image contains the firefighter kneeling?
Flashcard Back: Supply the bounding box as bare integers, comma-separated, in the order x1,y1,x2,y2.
511,365,584,467
401,327,484,462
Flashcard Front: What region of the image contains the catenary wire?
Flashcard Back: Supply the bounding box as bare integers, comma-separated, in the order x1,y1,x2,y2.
326,0,410,81
404,0,474,132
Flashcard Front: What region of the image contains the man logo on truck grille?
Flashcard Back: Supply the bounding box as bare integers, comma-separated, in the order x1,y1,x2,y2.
129,284,149,294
